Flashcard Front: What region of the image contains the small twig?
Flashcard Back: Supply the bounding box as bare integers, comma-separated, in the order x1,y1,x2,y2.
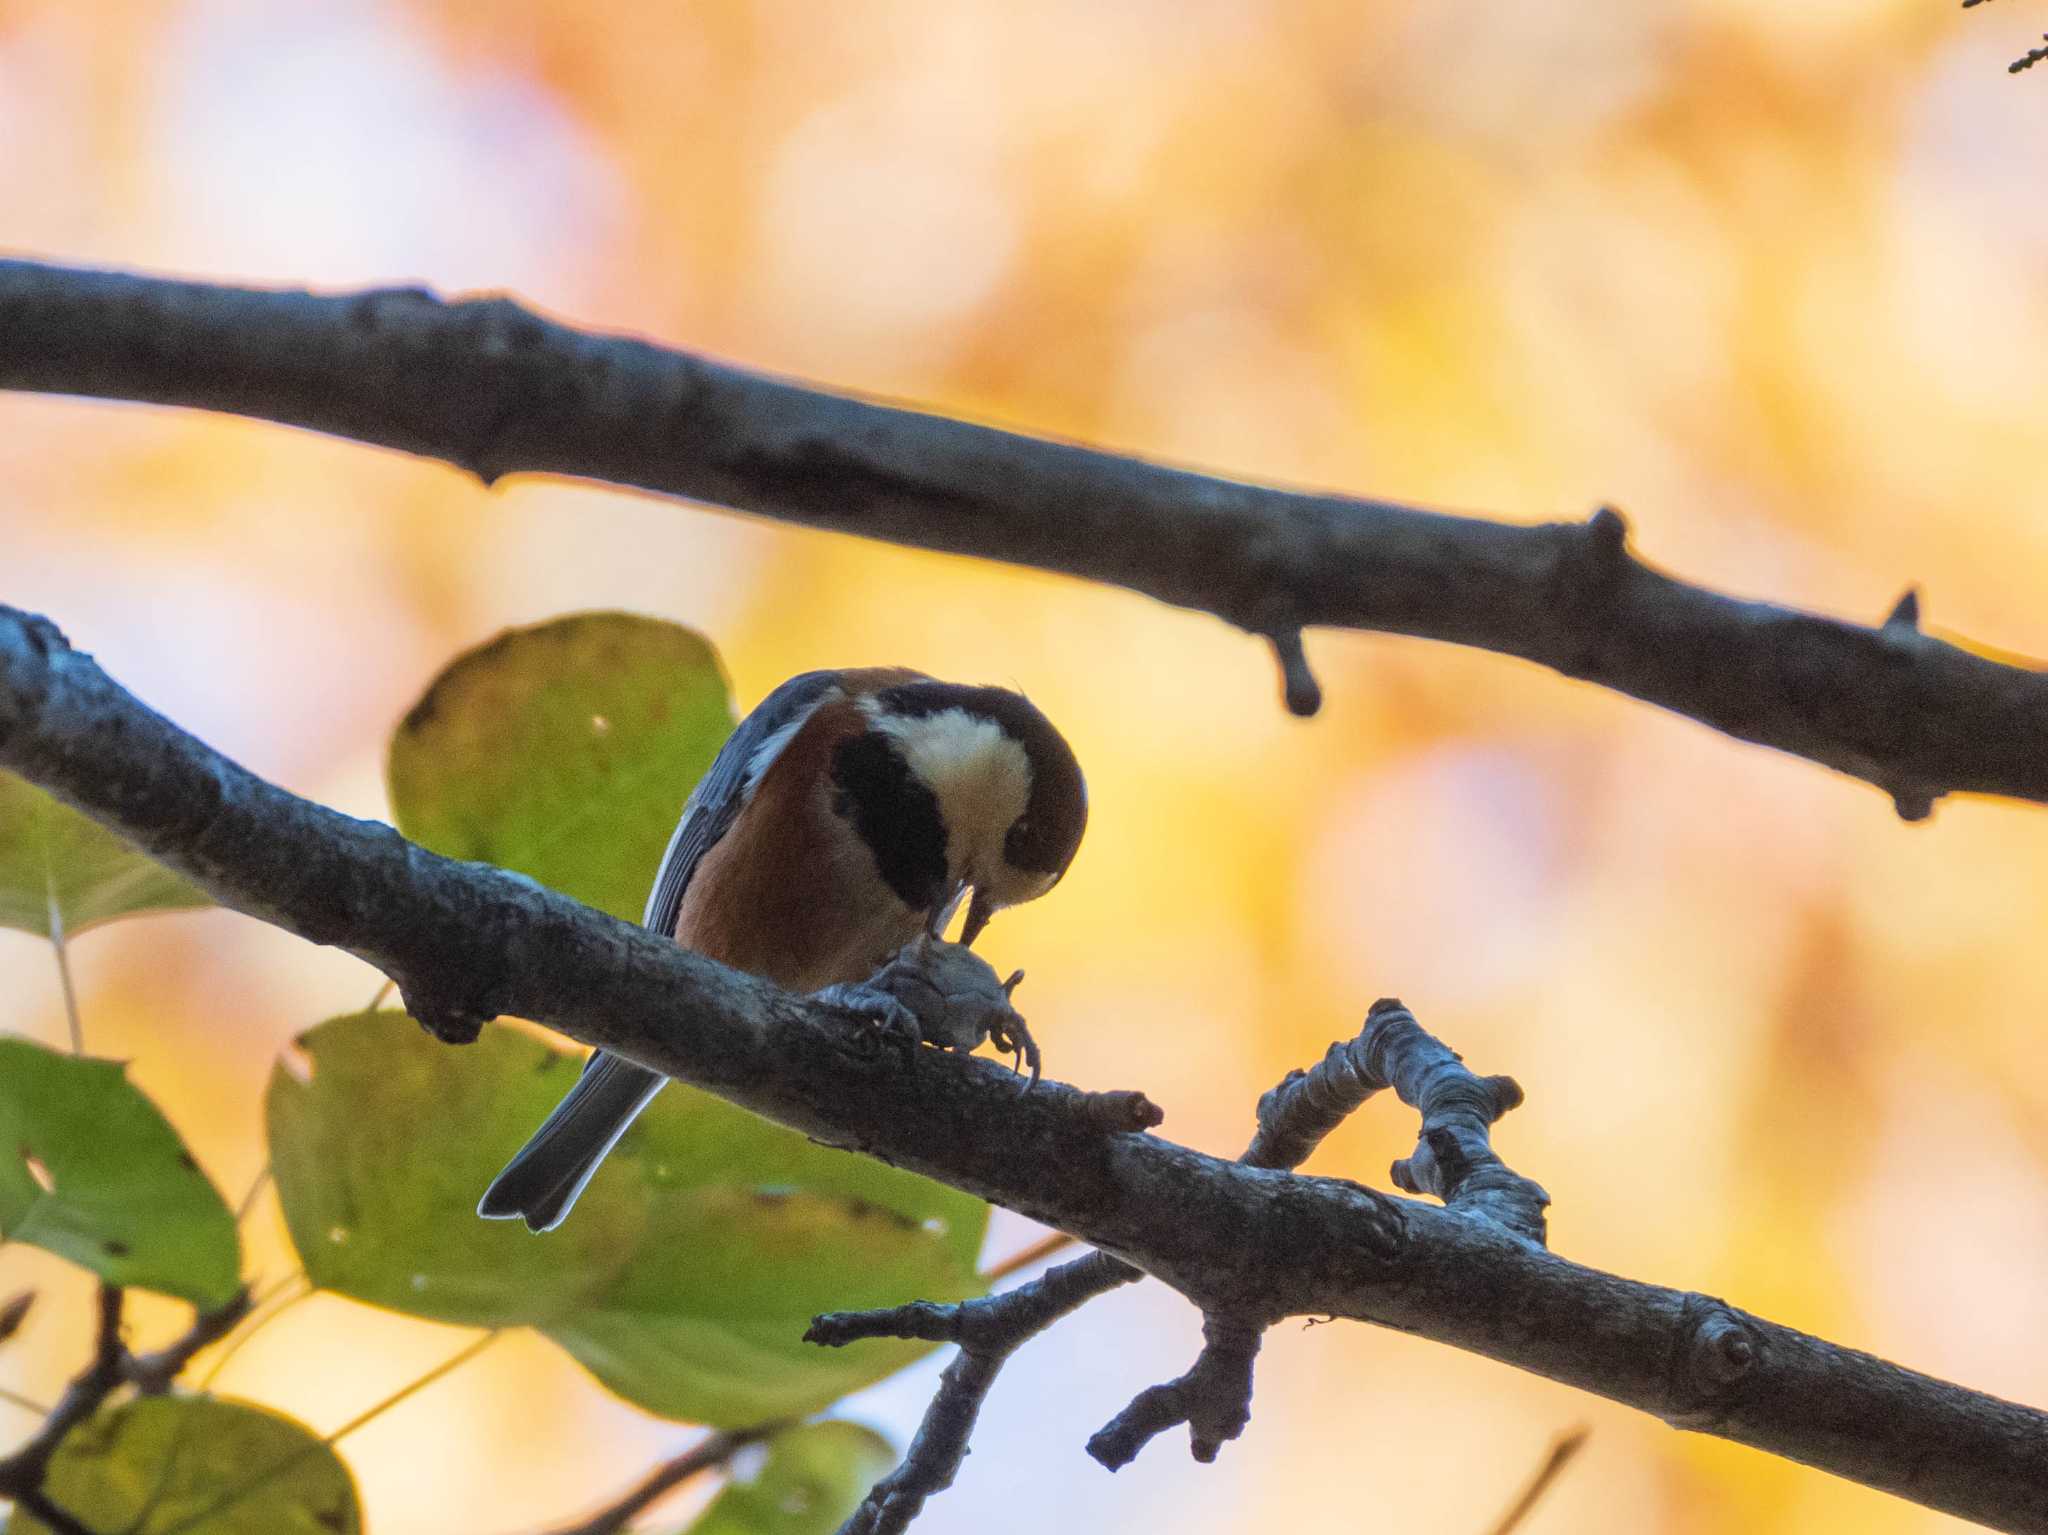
0,1285,126,1497
1266,629,1323,718
0,1286,250,1534
2013,34,2048,71
1485,1426,1590,1535
1244,1028,1392,1170
122,1289,252,1396
982,1230,1076,1283
807,1255,1139,1535
0,1289,32,1345
1085,1317,1262,1468
546,1424,779,1535
1085,999,1546,1475
10,1485,96,1535
1361,998,1549,1242
1251,998,1548,1239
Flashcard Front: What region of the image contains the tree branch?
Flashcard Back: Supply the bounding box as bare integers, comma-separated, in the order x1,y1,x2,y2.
0,1286,128,1503
5,606,2047,1530
121,1289,252,1397
0,1283,251,1535
3,258,2045,814
802,992,1447,1532
542,1425,775,1535
808,1257,1135,1535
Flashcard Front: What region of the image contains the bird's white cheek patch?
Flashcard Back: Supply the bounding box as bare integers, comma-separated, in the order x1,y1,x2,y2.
878,708,1033,875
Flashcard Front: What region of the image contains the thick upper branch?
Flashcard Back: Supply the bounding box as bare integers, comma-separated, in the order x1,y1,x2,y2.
3,604,2047,1530
2,258,2044,812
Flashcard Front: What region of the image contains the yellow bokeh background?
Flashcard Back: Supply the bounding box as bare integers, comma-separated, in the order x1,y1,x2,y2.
6,2,2048,1531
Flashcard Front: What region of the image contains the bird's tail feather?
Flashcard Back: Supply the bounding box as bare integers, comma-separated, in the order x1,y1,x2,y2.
476,1051,665,1232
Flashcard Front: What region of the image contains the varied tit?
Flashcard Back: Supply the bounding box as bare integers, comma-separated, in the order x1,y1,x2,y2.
477,668,1088,1233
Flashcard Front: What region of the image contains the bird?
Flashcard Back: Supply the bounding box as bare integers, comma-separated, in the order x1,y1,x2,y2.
476,667,1088,1232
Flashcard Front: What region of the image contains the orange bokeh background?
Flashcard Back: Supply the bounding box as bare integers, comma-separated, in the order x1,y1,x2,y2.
6,2,2048,1531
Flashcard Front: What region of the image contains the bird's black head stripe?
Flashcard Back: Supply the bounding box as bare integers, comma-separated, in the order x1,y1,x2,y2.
830,732,950,910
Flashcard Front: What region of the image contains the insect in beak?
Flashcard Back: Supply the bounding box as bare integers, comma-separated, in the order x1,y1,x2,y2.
959,888,997,947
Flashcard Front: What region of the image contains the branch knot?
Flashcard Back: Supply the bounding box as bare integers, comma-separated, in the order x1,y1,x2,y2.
1669,1297,1766,1423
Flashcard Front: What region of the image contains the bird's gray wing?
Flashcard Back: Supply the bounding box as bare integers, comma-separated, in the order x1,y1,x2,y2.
639,668,844,936
476,669,842,1231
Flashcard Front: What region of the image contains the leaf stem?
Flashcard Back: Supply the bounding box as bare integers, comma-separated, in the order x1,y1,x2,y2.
0,1385,51,1416
44,865,82,1055
231,1164,273,1227
983,1230,1075,1282
193,1278,312,1393
323,1328,502,1447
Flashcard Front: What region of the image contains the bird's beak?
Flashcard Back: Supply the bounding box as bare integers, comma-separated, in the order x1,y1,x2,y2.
929,881,969,938
960,888,997,947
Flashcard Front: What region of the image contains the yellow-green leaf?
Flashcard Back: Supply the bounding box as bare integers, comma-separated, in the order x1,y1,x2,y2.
266,1012,643,1328
0,1037,239,1307
624,1085,989,1276
0,773,209,937
546,1187,980,1428
386,611,734,923
266,1012,987,1423
4,1396,359,1535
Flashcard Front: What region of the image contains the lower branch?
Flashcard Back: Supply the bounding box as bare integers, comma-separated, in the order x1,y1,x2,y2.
5,604,2048,1533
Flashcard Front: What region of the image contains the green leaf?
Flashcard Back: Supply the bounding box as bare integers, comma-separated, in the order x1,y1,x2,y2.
546,1188,979,1428
267,1013,987,1424
4,1395,360,1535
0,772,210,937
266,1012,644,1328
679,1422,894,1535
624,1088,990,1276
387,611,734,923
0,1037,240,1307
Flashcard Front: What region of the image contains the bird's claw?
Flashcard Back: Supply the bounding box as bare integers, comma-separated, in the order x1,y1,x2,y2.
986,970,1040,1092
813,982,924,1059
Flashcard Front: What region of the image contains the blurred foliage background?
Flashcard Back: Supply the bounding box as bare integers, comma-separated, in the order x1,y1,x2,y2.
4,0,2047,1530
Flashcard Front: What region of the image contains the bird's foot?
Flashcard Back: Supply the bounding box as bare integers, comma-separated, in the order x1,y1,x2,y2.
811,981,925,1059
